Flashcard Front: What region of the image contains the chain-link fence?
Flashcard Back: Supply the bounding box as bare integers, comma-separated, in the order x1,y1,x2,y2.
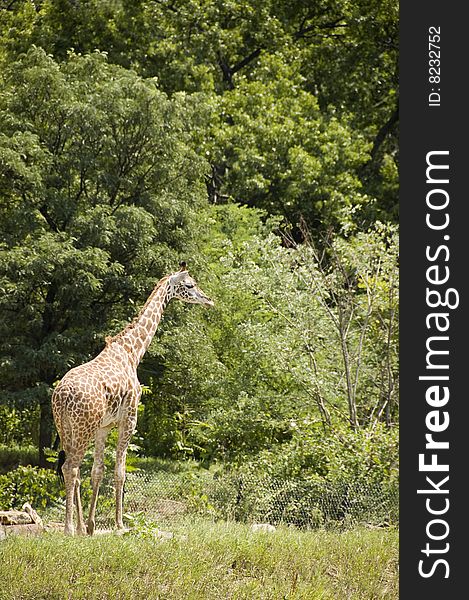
63,470,397,530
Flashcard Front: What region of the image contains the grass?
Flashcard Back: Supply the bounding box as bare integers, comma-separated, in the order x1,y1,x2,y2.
0,520,398,599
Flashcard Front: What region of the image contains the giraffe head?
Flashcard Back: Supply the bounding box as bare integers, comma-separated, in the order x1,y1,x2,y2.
167,263,214,307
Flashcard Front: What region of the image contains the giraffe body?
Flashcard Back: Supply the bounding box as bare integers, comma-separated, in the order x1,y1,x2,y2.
52,267,213,535
53,344,139,436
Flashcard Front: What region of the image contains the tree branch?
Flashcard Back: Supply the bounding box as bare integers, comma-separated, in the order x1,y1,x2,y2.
153,0,178,13
38,205,60,233
218,47,263,89
0,0,20,11
363,103,399,172
231,48,262,75
217,52,235,90
294,17,347,40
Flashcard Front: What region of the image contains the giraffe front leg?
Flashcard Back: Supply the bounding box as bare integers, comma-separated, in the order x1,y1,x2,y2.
114,417,136,531
114,447,127,531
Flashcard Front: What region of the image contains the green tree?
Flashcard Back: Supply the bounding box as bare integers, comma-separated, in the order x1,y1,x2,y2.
207,63,372,231
0,3,399,484
1,0,398,227
138,204,398,468
0,47,208,464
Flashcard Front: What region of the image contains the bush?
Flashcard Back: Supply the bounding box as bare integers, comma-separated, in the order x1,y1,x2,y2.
0,405,39,447
0,465,64,510
247,421,399,487
0,444,39,474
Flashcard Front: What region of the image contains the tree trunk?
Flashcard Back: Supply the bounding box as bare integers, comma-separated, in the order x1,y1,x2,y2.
39,396,53,468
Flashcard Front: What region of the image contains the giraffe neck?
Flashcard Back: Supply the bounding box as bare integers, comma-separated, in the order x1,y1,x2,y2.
113,277,172,365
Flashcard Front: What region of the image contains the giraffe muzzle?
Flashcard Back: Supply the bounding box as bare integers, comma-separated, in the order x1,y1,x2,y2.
202,296,215,307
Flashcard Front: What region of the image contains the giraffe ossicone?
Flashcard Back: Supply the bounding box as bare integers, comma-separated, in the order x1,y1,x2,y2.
52,265,213,535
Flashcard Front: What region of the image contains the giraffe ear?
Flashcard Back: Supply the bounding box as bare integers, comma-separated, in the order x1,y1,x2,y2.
169,270,187,285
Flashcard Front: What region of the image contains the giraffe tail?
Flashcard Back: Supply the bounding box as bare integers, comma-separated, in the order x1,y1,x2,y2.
56,450,66,483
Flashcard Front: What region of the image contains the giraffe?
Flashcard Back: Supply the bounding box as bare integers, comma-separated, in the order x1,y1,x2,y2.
51,263,213,535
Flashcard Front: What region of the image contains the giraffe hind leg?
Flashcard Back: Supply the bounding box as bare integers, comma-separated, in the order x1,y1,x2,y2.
62,459,77,536
61,446,87,536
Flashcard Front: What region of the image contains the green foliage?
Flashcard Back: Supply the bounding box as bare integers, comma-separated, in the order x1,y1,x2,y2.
121,511,162,539
0,405,39,447
249,421,398,487
0,46,208,453
137,204,398,488
0,3,398,491
0,0,398,226
208,66,373,229
0,444,39,474
0,465,63,510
